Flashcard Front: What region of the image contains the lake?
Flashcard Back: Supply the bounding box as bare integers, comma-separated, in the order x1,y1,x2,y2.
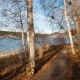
0,37,76,54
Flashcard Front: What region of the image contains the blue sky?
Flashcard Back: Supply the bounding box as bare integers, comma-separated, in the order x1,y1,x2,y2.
33,0,66,33
0,0,75,34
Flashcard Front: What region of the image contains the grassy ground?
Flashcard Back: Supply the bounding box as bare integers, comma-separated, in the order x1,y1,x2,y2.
0,44,64,80
1,44,80,80
70,50,80,80
0,52,26,80
12,45,64,80
62,46,80,80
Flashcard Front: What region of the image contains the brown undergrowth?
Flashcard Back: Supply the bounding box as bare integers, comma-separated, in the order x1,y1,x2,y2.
62,46,80,80
15,45,64,80
0,51,28,80
0,45,64,80
71,50,80,80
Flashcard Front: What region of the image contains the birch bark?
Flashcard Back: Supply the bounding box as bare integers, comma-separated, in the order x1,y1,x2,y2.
26,0,35,68
64,0,75,55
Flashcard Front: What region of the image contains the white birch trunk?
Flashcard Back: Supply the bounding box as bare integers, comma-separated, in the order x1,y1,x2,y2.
64,0,75,55
20,11,27,57
21,27,26,57
26,0,35,68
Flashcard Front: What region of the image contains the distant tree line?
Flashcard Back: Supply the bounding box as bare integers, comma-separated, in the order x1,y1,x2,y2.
0,31,23,37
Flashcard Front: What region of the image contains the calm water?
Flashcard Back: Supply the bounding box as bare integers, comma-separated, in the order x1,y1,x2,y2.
0,37,76,54
0,38,23,54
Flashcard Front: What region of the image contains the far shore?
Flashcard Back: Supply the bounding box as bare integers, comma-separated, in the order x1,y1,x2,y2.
0,35,21,39
0,35,70,39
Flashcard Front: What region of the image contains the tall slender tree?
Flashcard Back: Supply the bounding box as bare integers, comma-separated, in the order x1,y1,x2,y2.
19,9,26,57
1,0,27,56
26,0,35,76
63,0,75,55
67,0,80,50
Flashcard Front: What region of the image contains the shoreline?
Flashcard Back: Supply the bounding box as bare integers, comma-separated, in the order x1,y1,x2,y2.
0,50,25,58
0,35,21,39
0,36,4,38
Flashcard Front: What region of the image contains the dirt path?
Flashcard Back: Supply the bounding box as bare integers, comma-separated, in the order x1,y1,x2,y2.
34,46,70,80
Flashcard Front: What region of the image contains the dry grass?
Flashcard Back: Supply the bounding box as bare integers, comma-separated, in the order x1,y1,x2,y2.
0,51,26,79
62,45,80,80
11,45,64,80
0,45,64,80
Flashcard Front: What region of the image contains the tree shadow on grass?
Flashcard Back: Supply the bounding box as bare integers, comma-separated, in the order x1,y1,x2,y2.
35,45,64,74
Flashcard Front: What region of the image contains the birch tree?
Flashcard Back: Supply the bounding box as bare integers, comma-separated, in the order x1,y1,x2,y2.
67,0,80,50
1,0,27,56
19,9,26,57
26,0,35,76
63,0,75,55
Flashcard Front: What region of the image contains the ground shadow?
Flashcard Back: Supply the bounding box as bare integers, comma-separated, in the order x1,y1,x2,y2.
71,62,80,80
35,45,64,74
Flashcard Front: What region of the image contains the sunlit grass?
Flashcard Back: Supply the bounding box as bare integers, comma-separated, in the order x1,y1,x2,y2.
0,52,24,76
